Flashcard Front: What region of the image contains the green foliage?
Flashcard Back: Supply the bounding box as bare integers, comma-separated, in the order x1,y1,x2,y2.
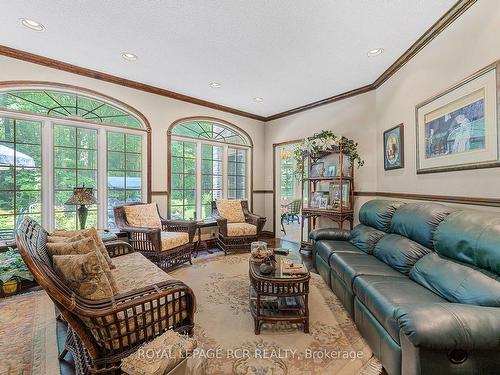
0,248,34,283
292,130,364,178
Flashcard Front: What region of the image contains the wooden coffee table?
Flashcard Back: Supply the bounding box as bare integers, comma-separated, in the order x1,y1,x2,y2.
248,254,310,334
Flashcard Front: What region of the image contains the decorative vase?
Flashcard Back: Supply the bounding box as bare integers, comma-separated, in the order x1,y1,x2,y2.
1,279,19,297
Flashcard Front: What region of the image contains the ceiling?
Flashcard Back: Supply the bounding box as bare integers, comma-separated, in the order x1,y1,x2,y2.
0,0,457,118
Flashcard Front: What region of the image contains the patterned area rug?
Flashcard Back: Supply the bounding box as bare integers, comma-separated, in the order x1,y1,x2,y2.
170,253,382,375
0,290,60,375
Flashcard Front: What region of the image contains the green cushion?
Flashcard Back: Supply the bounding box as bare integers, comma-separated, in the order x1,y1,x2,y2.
373,234,432,275
358,200,405,232
329,252,405,292
434,210,500,275
410,253,500,306
315,240,364,263
353,275,445,343
349,224,385,254
389,202,455,249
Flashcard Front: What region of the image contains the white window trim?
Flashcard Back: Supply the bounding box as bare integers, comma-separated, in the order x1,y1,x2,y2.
171,134,252,220
0,109,148,232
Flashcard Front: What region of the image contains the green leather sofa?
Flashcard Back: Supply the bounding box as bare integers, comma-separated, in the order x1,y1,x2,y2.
310,200,500,375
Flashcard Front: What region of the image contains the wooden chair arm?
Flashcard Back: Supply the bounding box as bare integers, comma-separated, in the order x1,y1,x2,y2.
245,213,266,235
161,220,197,242
104,240,133,258
212,213,228,236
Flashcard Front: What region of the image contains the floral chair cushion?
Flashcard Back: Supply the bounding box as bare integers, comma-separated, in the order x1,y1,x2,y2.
52,250,115,300
161,232,189,252
227,223,257,237
216,199,245,223
124,203,162,229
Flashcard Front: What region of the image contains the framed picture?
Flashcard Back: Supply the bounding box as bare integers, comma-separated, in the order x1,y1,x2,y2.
319,197,328,209
310,162,325,177
416,62,500,174
329,181,351,209
327,165,337,176
383,124,404,170
310,192,323,208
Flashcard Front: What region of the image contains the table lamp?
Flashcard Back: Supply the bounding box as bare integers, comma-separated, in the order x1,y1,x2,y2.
65,187,98,229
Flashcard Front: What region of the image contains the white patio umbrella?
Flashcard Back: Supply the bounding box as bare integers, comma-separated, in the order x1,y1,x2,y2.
0,144,35,167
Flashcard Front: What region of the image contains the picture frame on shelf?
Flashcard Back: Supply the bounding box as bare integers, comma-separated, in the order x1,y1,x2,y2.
416,61,500,174
329,181,351,209
310,192,323,208
327,165,337,176
383,124,404,170
310,162,325,177
319,197,328,209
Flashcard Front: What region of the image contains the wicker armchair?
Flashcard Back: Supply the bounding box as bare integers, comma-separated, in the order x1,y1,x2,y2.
16,217,196,375
113,202,197,271
211,199,266,254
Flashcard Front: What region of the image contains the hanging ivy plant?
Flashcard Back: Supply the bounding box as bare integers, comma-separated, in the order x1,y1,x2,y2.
292,130,364,177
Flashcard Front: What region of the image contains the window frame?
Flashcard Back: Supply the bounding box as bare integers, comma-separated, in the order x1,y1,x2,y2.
0,83,151,233
168,117,253,220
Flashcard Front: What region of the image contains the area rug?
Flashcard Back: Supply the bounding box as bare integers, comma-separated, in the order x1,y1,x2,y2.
0,290,60,375
170,253,383,375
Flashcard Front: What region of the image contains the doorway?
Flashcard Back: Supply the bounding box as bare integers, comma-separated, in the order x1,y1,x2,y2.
274,142,308,243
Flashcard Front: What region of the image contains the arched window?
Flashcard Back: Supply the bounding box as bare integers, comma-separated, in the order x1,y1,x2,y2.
0,83,150,237
168,118,252,220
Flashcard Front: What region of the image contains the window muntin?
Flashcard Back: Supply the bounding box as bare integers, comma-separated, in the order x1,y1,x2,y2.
0,89,143,129
171,120,249,145
53,125,98,230
107,131,143,228
227,147,247,199
201,144,223,219
0,117,42,239
170,140,197,220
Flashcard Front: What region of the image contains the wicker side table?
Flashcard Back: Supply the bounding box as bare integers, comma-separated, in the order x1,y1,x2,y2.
248,255,310,334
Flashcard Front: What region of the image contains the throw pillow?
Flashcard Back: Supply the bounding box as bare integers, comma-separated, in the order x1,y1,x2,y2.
47,237,118,294
123,203,162,229
216,199,245,223
52,250,114,300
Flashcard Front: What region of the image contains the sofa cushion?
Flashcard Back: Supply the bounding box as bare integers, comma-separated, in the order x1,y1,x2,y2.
53,250,115,300
373,234,432,275
410,253,500,307
329,252,405,292
434,210,500,275
389,203,455,249
315,240,365,263
349,224,386,254
111,252,175,293
124,203,162,228
161,231,190,251
353,275,446,343
216,199,245,223
358,200,405,232
226,222,256,237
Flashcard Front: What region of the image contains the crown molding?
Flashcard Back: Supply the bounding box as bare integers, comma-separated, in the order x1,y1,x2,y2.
0,0,476,122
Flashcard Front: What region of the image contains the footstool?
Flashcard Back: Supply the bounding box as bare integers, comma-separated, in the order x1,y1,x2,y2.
121,331,206,375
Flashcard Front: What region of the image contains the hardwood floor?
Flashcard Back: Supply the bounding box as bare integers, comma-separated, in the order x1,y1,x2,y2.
57,237,314,375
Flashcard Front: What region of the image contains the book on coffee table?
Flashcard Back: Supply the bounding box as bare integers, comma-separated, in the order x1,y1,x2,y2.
282,262,308,275
278,296,304,310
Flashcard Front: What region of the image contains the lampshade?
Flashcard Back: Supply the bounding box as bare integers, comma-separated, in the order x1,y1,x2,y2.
65,187,97,205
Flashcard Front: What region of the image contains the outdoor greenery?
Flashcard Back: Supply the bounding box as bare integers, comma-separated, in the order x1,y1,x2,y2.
292,130,364,177
0,248,33,283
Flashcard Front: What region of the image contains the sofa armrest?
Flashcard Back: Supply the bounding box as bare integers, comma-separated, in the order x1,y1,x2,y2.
394,303,500,350
309,228,351,241
104,240,134,258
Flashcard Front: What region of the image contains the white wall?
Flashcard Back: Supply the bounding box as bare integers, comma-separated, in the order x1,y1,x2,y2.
0,55,266,217
264,91,377,232
376,0,500,199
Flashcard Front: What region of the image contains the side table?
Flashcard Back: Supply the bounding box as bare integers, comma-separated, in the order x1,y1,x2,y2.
193,220,219,257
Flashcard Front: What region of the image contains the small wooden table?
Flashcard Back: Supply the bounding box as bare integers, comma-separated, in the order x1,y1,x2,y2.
249,254,310,334
192,220,219,257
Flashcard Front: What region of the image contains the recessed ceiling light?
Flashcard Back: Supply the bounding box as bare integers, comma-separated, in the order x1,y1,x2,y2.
20,18,45,31
367,48,384,57
121,52,138,61
253,97,264,102
209,82,222,88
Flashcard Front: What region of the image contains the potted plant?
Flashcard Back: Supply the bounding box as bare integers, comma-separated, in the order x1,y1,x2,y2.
292,130,364,177
0,248,34,297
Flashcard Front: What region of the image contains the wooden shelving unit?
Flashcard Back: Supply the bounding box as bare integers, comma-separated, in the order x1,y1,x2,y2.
300,147,354,250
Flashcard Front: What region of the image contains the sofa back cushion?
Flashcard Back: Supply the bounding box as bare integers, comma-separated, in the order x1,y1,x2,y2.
349,224,385,254
434,210,500,275
358,200,405,232
216,199,246,223
389,203,455,249
373,234,432,275
410,253,500,307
